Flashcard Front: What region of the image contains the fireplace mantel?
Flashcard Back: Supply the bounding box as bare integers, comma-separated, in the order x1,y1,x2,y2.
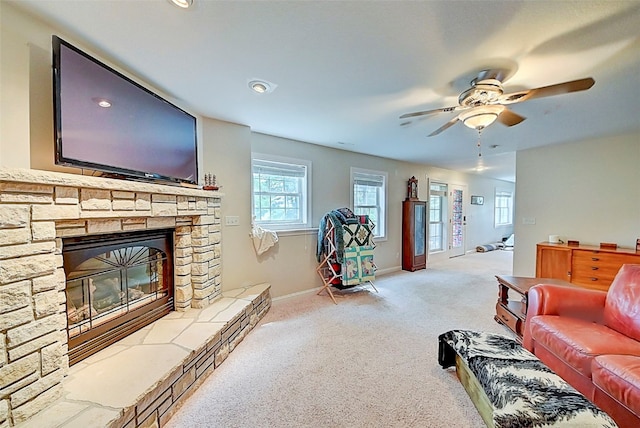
0,168,227,425
0,168,222,198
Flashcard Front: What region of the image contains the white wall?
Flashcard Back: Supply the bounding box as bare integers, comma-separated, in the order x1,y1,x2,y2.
246,134,515,295
513,132,640,276
0,2,36,167
251,132,425,281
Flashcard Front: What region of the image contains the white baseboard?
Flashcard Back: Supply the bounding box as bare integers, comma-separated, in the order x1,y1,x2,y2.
272,287,322,302
376,266,402,276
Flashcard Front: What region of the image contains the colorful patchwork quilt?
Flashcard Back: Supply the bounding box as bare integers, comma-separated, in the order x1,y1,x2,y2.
342,245,376,286
343,223,375,247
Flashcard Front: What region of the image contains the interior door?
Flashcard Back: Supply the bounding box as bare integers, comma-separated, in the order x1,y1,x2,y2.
449,184,466,257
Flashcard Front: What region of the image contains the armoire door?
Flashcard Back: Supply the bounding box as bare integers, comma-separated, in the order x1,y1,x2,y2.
403,200,427,271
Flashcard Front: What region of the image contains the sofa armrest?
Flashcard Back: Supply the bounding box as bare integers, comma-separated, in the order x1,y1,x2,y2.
523,284,607,351
527,284,607,318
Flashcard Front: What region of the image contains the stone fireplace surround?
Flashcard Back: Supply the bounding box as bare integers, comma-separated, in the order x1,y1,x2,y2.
0,168,271,427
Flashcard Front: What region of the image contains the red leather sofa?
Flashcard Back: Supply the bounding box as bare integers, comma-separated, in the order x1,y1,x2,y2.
523,264,640,428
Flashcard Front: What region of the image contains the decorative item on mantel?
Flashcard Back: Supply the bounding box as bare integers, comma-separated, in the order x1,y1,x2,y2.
406,176,418,200
636,238,640,252
203,173,219,190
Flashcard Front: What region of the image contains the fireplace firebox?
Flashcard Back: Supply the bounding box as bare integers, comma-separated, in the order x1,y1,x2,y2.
62,229,174,365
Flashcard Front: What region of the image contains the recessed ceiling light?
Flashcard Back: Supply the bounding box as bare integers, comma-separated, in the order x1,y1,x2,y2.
248,79,277,94
169,0,193,9
92,98,112,108
251,82,268,93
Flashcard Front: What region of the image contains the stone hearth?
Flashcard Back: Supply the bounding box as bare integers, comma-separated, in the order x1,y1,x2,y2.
0,168,271,427
19,283,271,428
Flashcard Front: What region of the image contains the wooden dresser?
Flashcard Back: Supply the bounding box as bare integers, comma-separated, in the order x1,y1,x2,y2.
536,242,640,291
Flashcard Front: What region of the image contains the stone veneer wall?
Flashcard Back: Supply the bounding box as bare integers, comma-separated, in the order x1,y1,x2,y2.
0,168,223,426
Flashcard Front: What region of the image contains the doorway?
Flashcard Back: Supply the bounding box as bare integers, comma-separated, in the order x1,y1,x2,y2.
428,181,447,255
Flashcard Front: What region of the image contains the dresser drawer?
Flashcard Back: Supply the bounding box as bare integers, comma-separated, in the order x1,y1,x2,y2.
571,264,619,282
495,304,522,336
570,274,613,291
572,250,638,267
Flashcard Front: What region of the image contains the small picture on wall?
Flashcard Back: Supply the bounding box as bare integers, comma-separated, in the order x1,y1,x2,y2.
471,195,484,205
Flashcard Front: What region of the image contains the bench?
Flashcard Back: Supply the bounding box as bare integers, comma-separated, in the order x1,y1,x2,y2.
438,329,617,428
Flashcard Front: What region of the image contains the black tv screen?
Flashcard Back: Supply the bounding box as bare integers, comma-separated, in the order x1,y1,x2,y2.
53,36,198,184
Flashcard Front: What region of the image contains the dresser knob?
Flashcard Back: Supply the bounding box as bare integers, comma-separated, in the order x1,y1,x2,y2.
591,277,598,281
591,257,600,261
592,267,599,270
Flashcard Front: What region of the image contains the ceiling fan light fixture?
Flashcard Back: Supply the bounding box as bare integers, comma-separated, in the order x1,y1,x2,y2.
460,105,505,130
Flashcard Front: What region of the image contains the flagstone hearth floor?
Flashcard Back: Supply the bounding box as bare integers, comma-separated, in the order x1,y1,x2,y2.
17,283,271,428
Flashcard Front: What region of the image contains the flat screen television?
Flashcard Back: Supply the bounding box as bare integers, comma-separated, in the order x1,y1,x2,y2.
53,36,198,185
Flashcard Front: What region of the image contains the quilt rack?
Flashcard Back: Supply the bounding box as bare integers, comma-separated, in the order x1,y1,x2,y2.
316,208,377,304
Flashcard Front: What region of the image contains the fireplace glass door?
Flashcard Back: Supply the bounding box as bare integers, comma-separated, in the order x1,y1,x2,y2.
66,246,167,337
63,229,174,365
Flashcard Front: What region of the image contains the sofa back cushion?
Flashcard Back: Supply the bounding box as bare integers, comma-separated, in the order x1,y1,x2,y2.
604,264,640,341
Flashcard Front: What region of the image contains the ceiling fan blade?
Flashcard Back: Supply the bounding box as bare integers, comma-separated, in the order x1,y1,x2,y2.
428,117,459,137
500,77,595,104
497,109,526,126
399,105,462,119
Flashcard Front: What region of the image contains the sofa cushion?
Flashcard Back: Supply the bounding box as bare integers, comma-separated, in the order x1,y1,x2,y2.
592,354,640,415
603,264,640,342
530,315,640,378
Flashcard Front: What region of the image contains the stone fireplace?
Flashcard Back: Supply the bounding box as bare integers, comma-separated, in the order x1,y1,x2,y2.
0,168,268,426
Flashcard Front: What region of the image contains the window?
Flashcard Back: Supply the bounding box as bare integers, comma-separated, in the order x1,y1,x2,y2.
251,154,311,230
429,182,447,252
351,168,387,239
495,189,513,227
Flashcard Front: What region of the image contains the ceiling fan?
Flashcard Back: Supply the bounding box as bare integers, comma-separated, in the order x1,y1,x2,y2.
400,70,595,137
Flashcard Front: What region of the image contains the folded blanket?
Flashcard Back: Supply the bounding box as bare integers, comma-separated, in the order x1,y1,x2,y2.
476,243,499,252
316,210,347,263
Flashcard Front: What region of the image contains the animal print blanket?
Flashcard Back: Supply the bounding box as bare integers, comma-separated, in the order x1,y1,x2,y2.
438,330,617,428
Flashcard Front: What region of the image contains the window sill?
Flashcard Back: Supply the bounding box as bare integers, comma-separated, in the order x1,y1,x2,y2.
274,228,318,237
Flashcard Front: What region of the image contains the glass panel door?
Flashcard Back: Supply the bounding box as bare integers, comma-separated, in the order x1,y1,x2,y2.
429,182,447,253
414,203,425,256
449,184,466,257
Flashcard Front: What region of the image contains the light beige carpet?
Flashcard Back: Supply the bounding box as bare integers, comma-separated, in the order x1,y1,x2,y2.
165,250,514,428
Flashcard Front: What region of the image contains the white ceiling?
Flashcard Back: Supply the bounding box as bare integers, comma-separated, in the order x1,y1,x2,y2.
12,0,640,182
